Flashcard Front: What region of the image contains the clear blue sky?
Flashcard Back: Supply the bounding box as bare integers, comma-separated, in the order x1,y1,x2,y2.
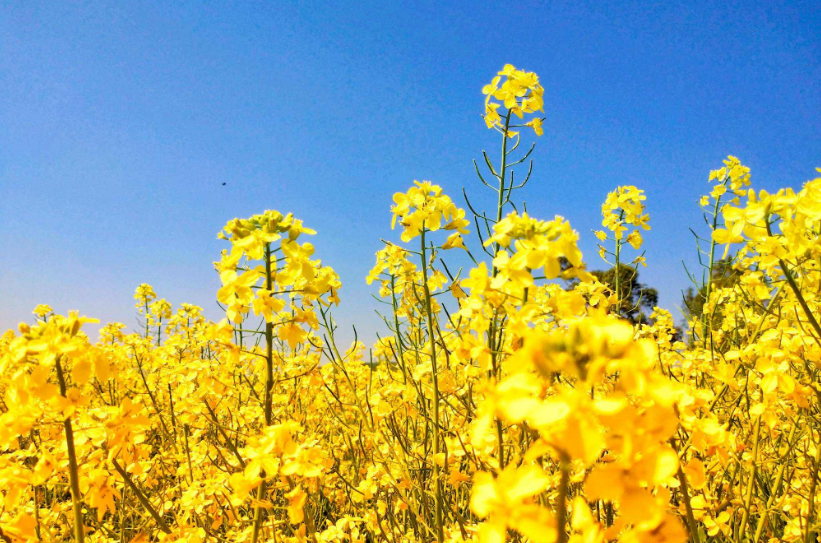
2,0,819,341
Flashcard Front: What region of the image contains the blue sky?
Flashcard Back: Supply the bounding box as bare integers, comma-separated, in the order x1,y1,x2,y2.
1,0,819,342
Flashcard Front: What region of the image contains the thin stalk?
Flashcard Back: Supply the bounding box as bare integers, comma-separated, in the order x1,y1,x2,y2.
805,441,821,543
613,210,624,315
765,216,821,345
54,355,85,543
556,456,570,543
252,242,275,543
614,239,621,313
489,110,512,468
700,191,723,346
738,416,762,539
671,439,701,543
111,459,172,534
492,109,513,271
780,258,821,345
390,275,408,384
183,424,194,483
753,424,798,543
420,229,444,543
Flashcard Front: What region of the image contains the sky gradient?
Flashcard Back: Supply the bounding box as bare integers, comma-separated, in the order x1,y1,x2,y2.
1,0,819,342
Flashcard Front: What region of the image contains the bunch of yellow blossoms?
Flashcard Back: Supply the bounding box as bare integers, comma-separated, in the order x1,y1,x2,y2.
599,185,650,249
391,180,470,243
2,65,820,543
482,64,545,136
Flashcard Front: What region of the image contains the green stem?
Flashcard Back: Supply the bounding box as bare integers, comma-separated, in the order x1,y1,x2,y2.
488,110,512,469
700,192,723,346
614,239,621,314
390,275,408,384
111,459,171,534
765,216,821,345
492,109,513,273
753,423,797,543
670,439,701,543
54,356,85,543
738,416,761,540
420,229,444,543
183,424,194,483
613,210,625,316
251,242,275,543
805,441,821,543
780,258,821,345
556,456,570,543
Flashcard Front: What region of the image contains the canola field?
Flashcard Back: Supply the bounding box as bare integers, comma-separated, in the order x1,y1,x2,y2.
2,65,821,543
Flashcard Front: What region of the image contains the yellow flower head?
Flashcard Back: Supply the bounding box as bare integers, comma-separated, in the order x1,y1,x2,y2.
601,185,650,245
709,155,751,195
134,283,156,310
482,64,545,136
33,304,53,319
391,181,469,242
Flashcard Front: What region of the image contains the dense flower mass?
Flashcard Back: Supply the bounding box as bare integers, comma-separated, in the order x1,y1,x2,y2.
2,66,820,543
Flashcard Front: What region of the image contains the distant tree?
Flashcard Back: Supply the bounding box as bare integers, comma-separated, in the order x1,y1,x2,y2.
562,260,659,324
591,264,659,324
682,257,740,324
